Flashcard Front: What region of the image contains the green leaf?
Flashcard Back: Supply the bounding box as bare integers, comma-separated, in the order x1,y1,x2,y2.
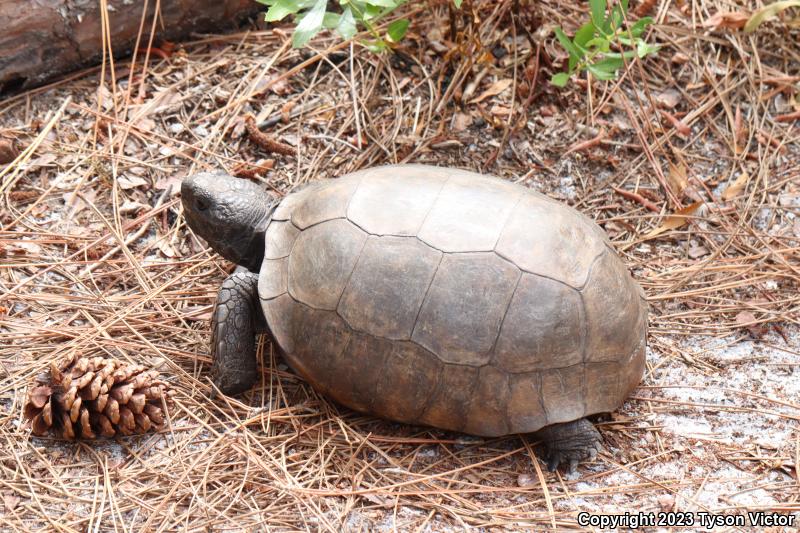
610,5,624,30
630,16,653,37
292,0,327,47
336,7,357,40
592,56,624,72
568,56,579,72
554,27,583,61
606,49,639,60
323,12,341,29
589,0,607,27
363,38,388,52
453,0,463,7
367,0,398,7
585,37,611,52
620,0,629,13
745,0,800,33
636,40,660,57
573,22,596,48
551,72,570,87
587,64,617,80
264,0,305,22
364,3,383,19
387,18,410,42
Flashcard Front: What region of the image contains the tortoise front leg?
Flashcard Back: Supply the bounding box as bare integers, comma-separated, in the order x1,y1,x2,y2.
535,418,602,474
210,268,265,396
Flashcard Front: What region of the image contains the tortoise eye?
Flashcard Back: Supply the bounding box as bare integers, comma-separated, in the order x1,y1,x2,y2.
195,198,209,211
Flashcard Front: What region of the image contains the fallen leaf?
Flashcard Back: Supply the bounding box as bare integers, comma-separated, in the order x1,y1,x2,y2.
469,79,512,104
643,202,703,240
62,192,85,215
27,153,57,169
734,106,747,153
489,104,512,117
156,239,177,258
346,134,369,148
154,175,183,196
657,494,675,512
688,245,709,258
667,163,688,195
745,0,800,33
517,473,535,487
430,139,463,149
671,52,690,64
703,11,750,30
134,117,156,132
149,88,181,114
0,139,19,164
735,310,768,338
7,240,43,255
118,175,148,190
778,193,799,207
362,493,390,506
452,112,472,132
119,200,149,214
655,89,681,109
2,491,20,513
97,85,114,111
256,74,292,96
721,172,750,200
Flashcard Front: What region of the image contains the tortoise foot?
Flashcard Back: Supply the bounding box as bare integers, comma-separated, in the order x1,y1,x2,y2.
210,270,262,397
535,418,602,474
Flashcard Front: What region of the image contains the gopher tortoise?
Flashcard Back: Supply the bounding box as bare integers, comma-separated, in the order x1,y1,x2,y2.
182,164,647,472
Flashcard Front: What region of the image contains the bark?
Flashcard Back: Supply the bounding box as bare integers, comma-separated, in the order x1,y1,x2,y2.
0,0,262,93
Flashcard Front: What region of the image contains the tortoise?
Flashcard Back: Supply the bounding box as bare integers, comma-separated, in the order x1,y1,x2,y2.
181,164,647,472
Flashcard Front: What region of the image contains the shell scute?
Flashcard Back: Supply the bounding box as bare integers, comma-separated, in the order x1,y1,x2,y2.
417,172,521,252
372,341,442,424
290,175,362,229
264,221,299,259
347,165,450,235
540,366,586,424
338,236,441,340
583,250,645,363
495,195,605,288
412,253,520,366
494,273,584,372
287,219,367,310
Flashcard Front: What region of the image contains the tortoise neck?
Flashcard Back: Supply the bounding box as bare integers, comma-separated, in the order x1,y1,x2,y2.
240,201,276,272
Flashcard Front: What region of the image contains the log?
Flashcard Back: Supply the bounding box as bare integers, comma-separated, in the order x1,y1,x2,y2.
0,0,263,93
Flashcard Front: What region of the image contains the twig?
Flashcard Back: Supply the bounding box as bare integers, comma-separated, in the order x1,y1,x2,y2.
563,128,607,156
244,114,296,156
612,186,661,212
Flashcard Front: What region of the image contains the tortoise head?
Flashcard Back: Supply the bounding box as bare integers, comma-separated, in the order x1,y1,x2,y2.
181,171,273,271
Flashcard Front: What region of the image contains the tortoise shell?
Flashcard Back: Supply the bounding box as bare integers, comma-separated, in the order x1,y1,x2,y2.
258,164,647,436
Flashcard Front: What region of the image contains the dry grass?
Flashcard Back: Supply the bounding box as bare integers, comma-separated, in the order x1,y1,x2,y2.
1,0,799,530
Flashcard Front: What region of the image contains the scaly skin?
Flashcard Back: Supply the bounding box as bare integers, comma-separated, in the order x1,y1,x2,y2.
535,418,602,474
210,269,264,396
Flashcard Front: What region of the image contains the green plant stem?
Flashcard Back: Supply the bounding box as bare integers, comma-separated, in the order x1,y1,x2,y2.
572,25,632,77
347,2,386,43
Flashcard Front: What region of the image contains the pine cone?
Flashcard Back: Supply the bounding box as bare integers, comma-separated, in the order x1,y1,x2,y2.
24,354,171,439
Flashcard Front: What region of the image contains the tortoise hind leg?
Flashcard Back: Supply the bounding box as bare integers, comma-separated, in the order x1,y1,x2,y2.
535,418,602,474
210,268,265,396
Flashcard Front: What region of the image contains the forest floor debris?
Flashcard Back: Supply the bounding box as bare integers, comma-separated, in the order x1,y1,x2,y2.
1,0,799,530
